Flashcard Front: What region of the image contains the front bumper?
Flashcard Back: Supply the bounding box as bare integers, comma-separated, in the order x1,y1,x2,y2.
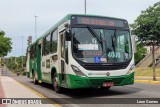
66,72,134,89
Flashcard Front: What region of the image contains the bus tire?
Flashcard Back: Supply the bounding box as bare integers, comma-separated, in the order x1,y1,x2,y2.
33,72,38,85
53,73,61,93
101,87,111,90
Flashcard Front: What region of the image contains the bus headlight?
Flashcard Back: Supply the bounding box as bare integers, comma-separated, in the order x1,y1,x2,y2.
127,64,134,75
71,65,86,77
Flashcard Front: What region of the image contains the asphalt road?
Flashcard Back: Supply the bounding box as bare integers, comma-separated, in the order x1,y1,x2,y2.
2,69,160,107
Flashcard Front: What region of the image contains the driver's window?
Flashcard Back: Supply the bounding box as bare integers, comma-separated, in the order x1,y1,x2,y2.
117,35,125,49
116,31,131,61
72,28,100,51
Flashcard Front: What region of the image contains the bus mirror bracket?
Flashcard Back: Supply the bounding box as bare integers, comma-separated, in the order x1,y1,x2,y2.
64,23,71,41
65,30,71,41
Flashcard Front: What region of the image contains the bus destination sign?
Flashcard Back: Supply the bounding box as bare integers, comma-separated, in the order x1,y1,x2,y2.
71,16,128,28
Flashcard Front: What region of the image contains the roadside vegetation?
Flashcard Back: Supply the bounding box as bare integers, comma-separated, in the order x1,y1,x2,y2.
0,30,12,71
135,67,160,77
134,44,147,65
5,56,26,75
131,2,160,80
0,31,12,57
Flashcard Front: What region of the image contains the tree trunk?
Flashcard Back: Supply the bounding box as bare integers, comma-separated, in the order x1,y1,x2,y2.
152,44,156,81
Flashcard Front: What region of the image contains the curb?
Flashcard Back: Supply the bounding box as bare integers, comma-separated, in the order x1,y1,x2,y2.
135,80,160,84
12,78,61,107
135,76,160,78
0,78,7,107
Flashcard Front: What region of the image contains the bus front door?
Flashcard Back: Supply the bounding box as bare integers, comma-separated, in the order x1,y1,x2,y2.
59,31,67,85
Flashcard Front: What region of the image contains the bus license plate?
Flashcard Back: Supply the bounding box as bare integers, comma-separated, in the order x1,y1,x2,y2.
103,82,114,87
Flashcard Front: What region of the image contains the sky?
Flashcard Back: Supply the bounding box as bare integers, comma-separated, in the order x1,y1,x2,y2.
0,0,159,57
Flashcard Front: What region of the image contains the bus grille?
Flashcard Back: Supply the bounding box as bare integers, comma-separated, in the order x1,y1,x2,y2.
89,78,124,86
82,63,128,70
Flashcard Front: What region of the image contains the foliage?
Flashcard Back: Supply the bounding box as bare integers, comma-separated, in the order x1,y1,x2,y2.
134,43,147,65
6,56,26,75
131,2,160,81
0,31,12,57
5,57,16,70
130,2,160,45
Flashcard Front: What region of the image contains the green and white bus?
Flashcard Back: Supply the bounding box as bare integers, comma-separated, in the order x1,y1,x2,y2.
26,14,135,93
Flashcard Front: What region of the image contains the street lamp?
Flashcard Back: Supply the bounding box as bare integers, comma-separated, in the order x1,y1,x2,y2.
21,36,23,68
84,0,86,14
35,15,38,40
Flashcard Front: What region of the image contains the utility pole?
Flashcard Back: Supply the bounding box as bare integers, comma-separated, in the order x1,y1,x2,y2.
15,43,16,64
15,43,16,57
35,15,38,40
21,36,23,68
85,0,86,14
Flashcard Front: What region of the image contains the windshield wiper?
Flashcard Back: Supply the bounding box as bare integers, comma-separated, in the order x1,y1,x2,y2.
112,30,116,52
87,26,103,45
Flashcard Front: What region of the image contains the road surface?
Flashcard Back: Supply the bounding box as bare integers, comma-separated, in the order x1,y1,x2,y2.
1,68,160,107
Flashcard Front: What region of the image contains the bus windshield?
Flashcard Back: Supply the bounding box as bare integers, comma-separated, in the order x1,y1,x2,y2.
72,27,132,63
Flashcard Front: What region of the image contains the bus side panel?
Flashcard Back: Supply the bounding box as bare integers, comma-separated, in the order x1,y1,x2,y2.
41,55,52,84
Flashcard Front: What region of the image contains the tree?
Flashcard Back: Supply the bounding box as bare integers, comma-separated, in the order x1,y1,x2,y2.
131,2,160,81
135,43,147,65
0,31,12,57
6,56,26,75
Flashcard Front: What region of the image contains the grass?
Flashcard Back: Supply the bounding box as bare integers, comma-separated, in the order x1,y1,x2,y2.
135,67,160,77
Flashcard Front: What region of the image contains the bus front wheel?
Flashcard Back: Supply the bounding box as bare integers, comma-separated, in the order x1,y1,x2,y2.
53,73,61,93
101,86,111,90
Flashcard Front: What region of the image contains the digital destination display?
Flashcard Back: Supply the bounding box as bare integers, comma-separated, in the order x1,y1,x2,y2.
71,15,128,28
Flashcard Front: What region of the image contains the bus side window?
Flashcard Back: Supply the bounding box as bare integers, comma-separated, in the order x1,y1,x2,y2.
30,46,35,59
34,45,36,58
30,47,32,59
42,38,45,56
51,29,58,53
45,33,51,55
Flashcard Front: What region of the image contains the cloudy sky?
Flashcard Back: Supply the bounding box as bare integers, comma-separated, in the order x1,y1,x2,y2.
0,0,159,57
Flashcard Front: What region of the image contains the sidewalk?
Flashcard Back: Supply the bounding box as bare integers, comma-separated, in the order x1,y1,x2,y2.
0,76,54,107
135,76,160,84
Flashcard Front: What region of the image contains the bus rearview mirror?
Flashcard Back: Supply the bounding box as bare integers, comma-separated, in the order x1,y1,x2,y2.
131,35,136,53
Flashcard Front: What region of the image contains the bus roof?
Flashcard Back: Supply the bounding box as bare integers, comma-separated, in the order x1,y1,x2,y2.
27,14,127,48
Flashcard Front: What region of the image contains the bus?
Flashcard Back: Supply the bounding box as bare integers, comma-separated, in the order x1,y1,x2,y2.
26,14,135,93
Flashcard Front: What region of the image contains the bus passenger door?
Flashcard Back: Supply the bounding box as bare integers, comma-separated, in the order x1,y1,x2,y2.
59,31,67,85
37,43,42,81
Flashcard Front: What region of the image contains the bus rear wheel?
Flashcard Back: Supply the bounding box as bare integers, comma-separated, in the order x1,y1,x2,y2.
53,73,61,93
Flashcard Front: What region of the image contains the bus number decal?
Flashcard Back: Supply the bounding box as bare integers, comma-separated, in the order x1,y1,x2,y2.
108,52,120,58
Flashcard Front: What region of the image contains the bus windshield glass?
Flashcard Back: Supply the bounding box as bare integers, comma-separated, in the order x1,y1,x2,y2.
72,27,132,63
